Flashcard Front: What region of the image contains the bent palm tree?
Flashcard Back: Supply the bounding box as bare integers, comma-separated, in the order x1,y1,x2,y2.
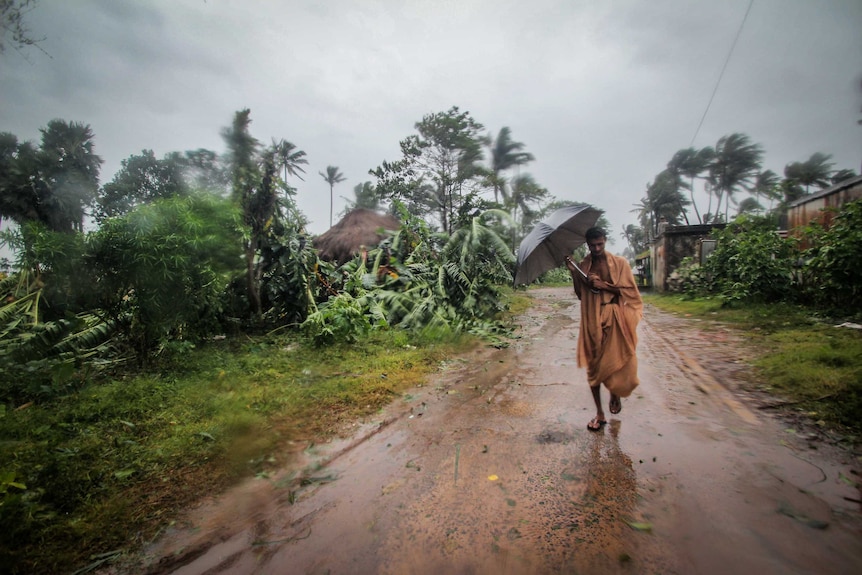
707,133,763,222
489,127,534,204
784,152,834,195
667,146,714,224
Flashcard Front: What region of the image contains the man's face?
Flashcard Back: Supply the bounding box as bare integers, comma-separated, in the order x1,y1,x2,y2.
587,236,606,258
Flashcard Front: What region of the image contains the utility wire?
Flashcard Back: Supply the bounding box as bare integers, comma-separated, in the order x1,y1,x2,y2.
690,0,755,147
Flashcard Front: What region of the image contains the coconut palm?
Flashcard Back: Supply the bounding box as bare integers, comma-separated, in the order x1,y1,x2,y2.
508,174,548,247
649,171,690,231
320,165,346,228
830,169,857,185
736,197,764,216
342,181,382,214
783,152,835,194
752,169,781,211
272,138,308,183
707,133,763,223
489,127,534,204
667,146,714,224
630,197,653,238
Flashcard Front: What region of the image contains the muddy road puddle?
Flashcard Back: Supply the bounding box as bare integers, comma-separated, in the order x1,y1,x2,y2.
125,288,861,575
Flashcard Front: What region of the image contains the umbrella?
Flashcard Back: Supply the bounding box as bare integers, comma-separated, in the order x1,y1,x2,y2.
513,204,603,286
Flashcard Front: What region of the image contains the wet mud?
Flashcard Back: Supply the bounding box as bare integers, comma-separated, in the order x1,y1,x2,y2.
120,288,861,575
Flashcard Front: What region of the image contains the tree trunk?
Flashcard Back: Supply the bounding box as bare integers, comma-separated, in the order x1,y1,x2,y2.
245,242,261,317
690,177,702,224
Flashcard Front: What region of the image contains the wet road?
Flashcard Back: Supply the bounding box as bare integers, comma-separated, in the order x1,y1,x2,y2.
138,287,862,575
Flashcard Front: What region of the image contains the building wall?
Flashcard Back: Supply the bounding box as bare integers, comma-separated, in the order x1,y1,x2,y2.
787,180,862,232
650,225,724,292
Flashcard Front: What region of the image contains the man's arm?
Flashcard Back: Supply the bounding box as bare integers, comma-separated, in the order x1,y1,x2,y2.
588,275,621,295
564,256,585,298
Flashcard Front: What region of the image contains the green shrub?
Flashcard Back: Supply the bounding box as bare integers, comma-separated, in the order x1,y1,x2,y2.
689,215,796,303
800,199,862,317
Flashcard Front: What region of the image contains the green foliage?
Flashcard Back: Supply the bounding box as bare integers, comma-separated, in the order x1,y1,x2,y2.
800,199,862,316
302,207,513,345
302,292,377,345
259,226,320,326
372,106,488,234
0,121,102,233
0,228,120,403
1,221,99,318
0,329,462,574
95,150,190,221
86,194,243,357
687,215,796,303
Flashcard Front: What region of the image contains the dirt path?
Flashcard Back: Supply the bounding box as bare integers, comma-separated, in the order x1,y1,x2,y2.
131,287,862,575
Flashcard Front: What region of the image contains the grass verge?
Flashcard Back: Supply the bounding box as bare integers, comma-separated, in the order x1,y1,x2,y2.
0,328,470,574
643,293,862,440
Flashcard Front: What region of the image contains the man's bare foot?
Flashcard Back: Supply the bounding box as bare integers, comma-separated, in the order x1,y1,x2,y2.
609,394,621,414
587,416,607,431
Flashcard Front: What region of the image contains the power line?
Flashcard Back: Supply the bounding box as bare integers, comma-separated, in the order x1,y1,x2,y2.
690,0,755,147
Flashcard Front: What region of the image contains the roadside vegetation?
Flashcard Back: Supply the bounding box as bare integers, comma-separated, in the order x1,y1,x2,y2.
644,199,862,440
0,329,469,573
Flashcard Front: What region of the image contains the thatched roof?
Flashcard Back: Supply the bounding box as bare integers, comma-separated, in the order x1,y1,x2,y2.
313,208,400,263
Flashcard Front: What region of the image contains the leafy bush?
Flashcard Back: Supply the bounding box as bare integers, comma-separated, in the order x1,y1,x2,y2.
800,199,862,316
85,194,243,358
666,256,706,294
688,215,796,303
0,266,119,403
259,224,320,326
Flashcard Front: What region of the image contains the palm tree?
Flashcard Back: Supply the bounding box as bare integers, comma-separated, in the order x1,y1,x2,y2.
272,139,308,183
707,133,763,223
752,169,780,211
630,197,653,238
736,197,764,216
783,152,834,194
320,165,346,228
489,127,534,204
508,174,548,249
621,223,647,255
644,170,690,234
830,168,857,185
343,181,382,213
667,146,714,224
222,109,265,316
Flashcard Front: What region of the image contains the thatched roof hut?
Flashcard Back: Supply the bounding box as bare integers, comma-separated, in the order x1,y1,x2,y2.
313,208,400,264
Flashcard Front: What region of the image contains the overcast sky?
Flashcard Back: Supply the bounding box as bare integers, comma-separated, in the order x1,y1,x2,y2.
2,0,860,241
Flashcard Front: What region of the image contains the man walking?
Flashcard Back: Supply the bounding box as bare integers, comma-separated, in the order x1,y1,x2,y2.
565,227,643,431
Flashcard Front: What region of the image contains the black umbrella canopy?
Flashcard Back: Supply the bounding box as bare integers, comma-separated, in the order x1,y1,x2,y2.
513,204,603,286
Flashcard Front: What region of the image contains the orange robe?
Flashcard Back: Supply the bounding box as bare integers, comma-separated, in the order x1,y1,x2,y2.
574,251,643,397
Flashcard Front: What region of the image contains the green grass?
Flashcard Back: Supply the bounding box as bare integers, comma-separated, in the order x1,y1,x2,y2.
0,329,468,574
644,293,862,434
